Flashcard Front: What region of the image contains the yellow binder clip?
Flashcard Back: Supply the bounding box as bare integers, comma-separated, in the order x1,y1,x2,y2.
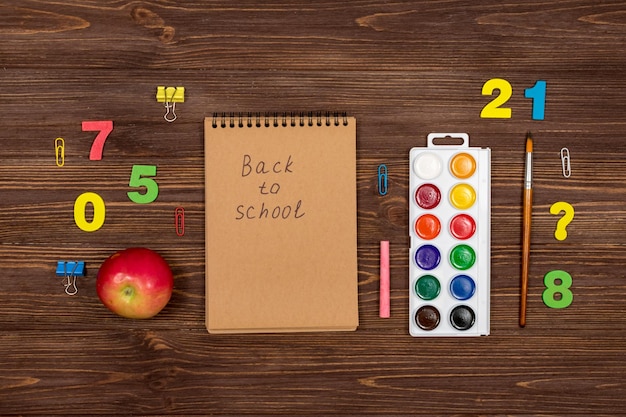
156,86,185,122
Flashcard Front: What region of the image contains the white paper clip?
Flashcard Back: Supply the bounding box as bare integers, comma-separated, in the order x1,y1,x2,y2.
560,147,571,178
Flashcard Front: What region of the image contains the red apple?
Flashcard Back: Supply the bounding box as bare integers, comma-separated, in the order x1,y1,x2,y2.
96,247,173,319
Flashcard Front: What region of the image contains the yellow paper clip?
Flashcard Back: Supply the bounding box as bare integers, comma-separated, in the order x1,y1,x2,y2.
560,147,571,178
55,137,65,167
156,86,185,122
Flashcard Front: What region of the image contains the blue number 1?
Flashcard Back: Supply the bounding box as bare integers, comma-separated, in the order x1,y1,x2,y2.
524,80,547,120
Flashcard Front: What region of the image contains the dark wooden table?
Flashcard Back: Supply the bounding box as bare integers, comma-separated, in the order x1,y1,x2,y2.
2,1,626,415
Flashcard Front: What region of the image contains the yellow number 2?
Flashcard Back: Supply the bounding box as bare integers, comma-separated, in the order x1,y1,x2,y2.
480,78,513,119
74,192,106,232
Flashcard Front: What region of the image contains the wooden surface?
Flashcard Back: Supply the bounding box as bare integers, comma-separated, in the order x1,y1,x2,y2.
1,1,626,415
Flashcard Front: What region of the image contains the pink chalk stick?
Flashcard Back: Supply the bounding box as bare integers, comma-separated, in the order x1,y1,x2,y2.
379,240,390,318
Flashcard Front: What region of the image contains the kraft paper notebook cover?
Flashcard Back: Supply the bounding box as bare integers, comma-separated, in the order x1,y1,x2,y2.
204,112,358,333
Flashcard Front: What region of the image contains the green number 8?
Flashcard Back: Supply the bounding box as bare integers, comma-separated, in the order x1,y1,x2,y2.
542,270,573,309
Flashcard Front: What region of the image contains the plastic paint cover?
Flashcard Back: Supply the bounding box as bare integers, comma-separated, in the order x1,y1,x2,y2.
414,244,441,271
449,183,476,210
415,183,441,209
415,305,441,330
409,135,490,337
450,275,476,300
449,244,476,270
415,275,441,300
413,152,443,180
449,214,476,240
450,152,476,179
415,214,441,240
450,305,475,331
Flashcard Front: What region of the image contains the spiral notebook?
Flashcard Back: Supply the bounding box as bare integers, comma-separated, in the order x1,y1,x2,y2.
204,112,358,333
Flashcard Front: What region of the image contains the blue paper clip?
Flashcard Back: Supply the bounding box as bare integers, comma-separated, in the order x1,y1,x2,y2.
56,261,85,296
377,164,388,195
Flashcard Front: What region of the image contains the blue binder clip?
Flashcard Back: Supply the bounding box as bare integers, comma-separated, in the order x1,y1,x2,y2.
56,261,85,295
377,164,388,195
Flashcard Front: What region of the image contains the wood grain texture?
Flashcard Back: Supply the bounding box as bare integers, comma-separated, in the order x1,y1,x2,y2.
1,1,626,415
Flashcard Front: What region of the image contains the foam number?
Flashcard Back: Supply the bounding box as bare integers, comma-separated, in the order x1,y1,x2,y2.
481,79,547,120
74,192,106,232
82,120,113,160
70,121,161,233
480,78,513,119
524,80,547,120
542,270,573,309
127,164,159,204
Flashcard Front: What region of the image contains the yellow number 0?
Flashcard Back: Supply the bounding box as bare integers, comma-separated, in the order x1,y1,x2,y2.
74,192,106,232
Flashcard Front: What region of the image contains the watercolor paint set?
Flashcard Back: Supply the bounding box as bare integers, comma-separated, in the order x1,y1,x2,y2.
409,133,491,336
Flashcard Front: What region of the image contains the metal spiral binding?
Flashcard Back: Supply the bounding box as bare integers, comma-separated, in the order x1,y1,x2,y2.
211,111,349,128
